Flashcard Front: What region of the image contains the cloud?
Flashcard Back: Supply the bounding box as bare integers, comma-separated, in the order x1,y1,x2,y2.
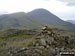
57,0,75,6
0,9,8,15
43,0,50,1
67,2,75,6
57,0,75,2
38,0,50,1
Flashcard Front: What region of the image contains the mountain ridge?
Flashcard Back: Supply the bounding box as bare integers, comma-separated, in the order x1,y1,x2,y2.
0,12,43,30
27,8,75,30
67,20,75,24
0,8,75,30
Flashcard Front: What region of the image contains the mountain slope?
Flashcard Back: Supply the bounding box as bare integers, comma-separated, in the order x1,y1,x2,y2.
0,12,43,29
67,20,75,24
28,8,75,30
0,28,75,56
0,9,75,30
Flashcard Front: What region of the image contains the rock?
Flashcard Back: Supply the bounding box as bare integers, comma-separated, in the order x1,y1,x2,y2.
40,39,46,46
46,45,50,48
32,53,40,56
38,46,44,49
36,43,40,46
49,48,56,56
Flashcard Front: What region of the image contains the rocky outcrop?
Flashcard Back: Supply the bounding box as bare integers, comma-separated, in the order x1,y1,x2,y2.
0,28,75,56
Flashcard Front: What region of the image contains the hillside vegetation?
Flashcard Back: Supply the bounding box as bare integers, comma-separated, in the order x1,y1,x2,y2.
0,12,43,30
0,28,75,56
0,8,75,56
0,9,75,30
28,9,75,30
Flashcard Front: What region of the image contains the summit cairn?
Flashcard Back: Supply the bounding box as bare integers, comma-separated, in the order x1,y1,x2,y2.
41,26,55,37
42,26,48,30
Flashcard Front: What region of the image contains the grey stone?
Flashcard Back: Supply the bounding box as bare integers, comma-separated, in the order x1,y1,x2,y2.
40,39,46,46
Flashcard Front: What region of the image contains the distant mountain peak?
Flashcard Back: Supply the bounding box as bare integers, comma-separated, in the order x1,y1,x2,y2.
28,8,52,14
0,9,75,30
67,20,75,24
28,8,75,30
31,8,50,12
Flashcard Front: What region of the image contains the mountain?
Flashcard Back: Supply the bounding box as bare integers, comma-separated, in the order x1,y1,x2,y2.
67,20,75,24
0,8,75,30
28,8,75,30
0,12,43,30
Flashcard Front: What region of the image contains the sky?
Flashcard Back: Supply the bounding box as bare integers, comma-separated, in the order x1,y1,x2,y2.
0,0,75,20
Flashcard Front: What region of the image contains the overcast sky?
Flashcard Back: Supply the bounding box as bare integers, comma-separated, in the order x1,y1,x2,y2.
0,0,75,20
